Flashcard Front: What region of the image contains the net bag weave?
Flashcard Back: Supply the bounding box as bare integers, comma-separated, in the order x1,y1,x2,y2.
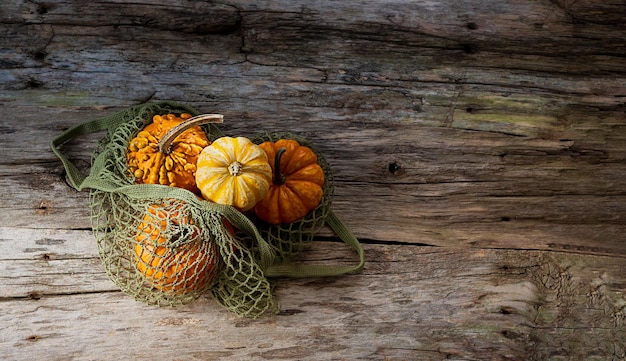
247,131,334,261
52,101,364,318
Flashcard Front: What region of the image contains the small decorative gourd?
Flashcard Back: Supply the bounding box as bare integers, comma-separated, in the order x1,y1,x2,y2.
195,137,272,211
126,113,213,193
254,139,325,224
134,203,220,294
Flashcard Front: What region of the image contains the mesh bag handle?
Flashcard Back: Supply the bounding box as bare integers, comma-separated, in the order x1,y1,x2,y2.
265,209,364,277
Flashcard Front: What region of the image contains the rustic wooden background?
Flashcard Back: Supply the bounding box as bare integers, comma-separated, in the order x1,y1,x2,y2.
1,0,625,360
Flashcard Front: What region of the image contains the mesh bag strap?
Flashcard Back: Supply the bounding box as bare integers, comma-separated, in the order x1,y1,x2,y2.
264,210,364,278
51,101,199,191
51,110,122,190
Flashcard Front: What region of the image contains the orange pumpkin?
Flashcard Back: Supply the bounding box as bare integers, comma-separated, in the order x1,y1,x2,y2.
127,113,210,193
254,139,325,224
134,202,221,294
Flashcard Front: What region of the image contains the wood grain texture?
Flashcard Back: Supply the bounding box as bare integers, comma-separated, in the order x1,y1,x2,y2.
1,0,625,359
2,227,625,360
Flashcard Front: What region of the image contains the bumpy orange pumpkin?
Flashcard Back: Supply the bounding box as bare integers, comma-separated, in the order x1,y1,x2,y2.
127,113,210,193
254,139,325,224
134,202,220,294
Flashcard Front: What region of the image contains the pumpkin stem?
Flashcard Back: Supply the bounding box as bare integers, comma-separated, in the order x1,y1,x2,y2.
159,113,224,154
228,161,243,176
274,147,287,185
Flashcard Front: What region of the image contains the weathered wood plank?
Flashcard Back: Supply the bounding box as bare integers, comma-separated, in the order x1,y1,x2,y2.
0,227,117,298
1,227,624,360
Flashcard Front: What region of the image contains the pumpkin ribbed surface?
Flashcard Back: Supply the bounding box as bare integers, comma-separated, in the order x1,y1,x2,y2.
254,139,325,224
195,137,272,211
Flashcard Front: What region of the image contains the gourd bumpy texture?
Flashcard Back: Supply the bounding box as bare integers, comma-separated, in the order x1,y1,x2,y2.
126,113,209,193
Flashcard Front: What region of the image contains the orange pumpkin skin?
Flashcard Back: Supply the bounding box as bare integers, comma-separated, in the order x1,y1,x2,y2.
254,139,325,224
127,113,210,193
134,203,220,294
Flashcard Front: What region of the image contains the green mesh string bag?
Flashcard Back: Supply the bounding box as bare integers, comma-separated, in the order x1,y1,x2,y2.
52,101,364,318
